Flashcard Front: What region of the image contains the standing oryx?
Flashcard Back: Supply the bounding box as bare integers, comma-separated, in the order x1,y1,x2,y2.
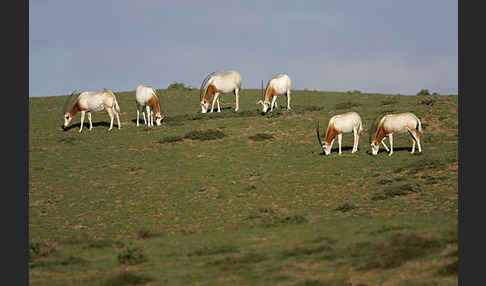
316,111,363,155
62,89,121,132
199,71,242,113
370,112,423,156
135,84,164,127
257,74,291,114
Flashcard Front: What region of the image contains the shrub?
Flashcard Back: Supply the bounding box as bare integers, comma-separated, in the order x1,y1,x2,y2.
335,101,361,110
249,133,274,141
184,129,226,141
136,229,162,240
159,136,184,144
167,82,193,90
420,97,436,106
350,232,445,270
334,203,357,213
117,244,147,265
103,272,154,286
29,242,56,260
416,89,431,96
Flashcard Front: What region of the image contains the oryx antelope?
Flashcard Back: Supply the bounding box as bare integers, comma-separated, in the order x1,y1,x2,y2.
370,112,423,156
316,111,363,155
135,84,164,127
257,74,291,114
200,71,242,113
63,89,121,132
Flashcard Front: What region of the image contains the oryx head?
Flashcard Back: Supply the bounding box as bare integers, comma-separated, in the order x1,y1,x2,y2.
315,120,331,155
200,101,209,113
199,72,215,114
63,113,73,130
256,79,270,114
62,90,77,130
370,140,379,155
368,113,383,155
154,112,164,126
153,89,164,125
256,100,271,114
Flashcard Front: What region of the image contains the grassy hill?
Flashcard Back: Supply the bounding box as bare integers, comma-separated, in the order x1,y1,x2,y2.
29,88,458,286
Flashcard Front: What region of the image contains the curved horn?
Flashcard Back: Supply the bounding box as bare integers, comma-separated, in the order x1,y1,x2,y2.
199,72,216,101
63,90,77,114
261,79,265,102
154,88,162,113
368,113,383,144
316,120,323,148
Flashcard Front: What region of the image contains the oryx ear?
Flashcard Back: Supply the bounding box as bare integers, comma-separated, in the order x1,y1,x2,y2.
256,100,263,105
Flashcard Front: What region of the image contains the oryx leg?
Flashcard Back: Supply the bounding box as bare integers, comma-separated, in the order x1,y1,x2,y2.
88,112,93,130
79,111,86,133
115,108,121,129
107,109,115,131
352,128,358,153
416,134,422,153
270,96,278,111
337,133,343,155
136,109,140,126
146,106,152,126
286,90,291,110
381,137,390,152
408,128,421,153
210,93,220,113
388,133,393,156
217,97,221,112
234,88,240,112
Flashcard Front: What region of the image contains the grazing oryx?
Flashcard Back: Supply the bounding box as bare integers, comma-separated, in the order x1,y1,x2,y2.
135,84,164,127
63,89,121,132
315,111,363,155
370,112,423,156
200,71,242,113
257,74,291,114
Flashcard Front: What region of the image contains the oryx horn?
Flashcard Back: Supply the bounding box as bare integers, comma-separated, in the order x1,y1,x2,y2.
63,90,77,114
315,120,323,147
261,79,264,101
199,71,215,101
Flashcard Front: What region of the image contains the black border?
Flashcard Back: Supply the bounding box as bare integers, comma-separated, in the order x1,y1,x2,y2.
4,0,28,285
459,1,479,285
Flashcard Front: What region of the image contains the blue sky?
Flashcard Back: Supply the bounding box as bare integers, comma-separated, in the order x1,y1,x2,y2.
29,1,457,97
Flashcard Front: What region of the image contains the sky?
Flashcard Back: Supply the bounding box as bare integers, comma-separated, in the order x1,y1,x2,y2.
29,1,457,97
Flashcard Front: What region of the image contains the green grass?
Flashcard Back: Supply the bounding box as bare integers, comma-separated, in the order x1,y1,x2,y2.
29,89,458,286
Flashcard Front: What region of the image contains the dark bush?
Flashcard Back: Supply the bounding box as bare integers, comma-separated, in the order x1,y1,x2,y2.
184,129,226,141
417,89,431,96
335,101,361,110
167,82,193,90
117,244,147,265
159,136,184,144
249,133,274,141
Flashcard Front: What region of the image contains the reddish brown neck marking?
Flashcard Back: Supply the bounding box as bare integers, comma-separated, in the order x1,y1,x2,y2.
373,123,387,143
204,84,220,103
324,124,339,144
147,96,160,114
264,87,276,102
68,101,86,117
